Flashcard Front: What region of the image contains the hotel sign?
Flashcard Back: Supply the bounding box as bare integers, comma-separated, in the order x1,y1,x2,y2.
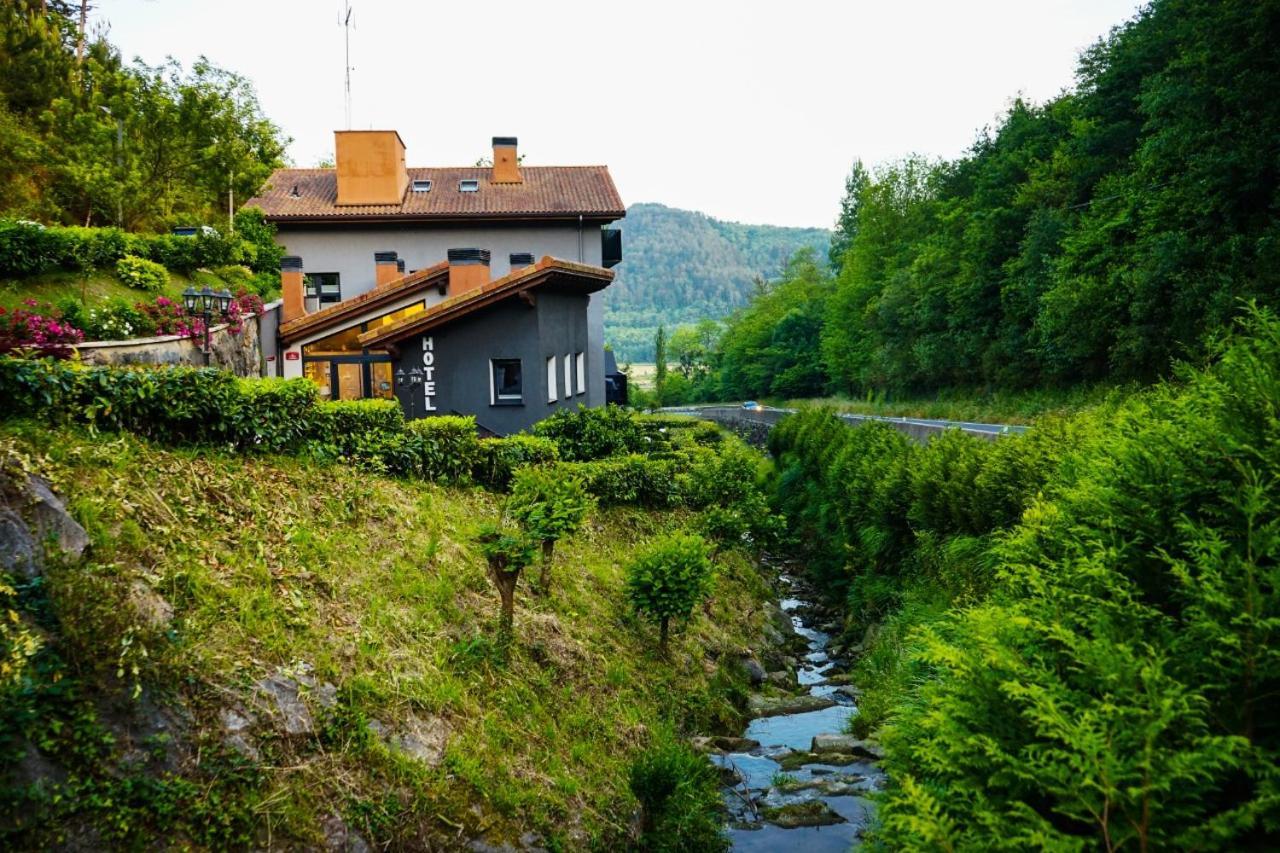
421,336,438,412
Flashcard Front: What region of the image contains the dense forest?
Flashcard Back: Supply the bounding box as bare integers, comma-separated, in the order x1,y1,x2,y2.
673,0,1279,403
603,203,828,361
0,0,286,232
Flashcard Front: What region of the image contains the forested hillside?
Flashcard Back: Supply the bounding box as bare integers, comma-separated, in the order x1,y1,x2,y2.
603,203,829,361
690,0,1280,402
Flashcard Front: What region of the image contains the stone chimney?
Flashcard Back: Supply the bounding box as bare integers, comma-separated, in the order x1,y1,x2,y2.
281,256,305,323
335,130,409,205
509,252,534,271
447,248,491,297
491,137,521,184
375,251,399,288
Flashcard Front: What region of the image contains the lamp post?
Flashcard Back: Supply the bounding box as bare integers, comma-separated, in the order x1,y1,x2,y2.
395,366,423,419
182,285,233,365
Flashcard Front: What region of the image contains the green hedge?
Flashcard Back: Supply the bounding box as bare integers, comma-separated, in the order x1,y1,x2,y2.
554,455,683,507
473,435,560,490
0,212,282,277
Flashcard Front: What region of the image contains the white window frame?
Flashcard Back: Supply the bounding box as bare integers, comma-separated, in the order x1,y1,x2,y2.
489,358,522,405
411,179,432,192
575,352,586,395
563,354,572,400
546,356,557,403
459,179,479,193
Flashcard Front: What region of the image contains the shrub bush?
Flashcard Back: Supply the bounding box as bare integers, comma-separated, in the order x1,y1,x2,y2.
557,455,682,507
628,728,727,851
114,255,169,293
315,399,405,456
376,416,480,481
473,435,559,490
532,404,647,461
234,379,320,453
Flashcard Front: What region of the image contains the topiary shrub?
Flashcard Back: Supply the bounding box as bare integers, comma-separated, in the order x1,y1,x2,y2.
233,378,320,453
314,399,405,457
376,416,479,481
625,532,713,653
474,520,538,651
115,255,169,293
557,455,682,507
506,467,594,590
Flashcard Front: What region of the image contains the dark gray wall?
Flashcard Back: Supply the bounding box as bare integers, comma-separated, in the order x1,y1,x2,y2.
393,291,594,435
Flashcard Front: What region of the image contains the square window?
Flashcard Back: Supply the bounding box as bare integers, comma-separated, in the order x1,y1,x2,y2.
576,352,586,395
305,273,341,304
546,356,557,403
491,359,522,405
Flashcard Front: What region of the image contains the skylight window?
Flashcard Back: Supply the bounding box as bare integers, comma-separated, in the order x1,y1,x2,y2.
411,179,432,192
459,179,479,193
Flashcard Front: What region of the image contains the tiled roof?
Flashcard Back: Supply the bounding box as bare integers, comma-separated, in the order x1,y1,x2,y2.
246,166,625,222
358,257,613,348
279,261,448,342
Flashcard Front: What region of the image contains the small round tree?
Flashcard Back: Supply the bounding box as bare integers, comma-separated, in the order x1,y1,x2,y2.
475,521,537,649
625,533,713,654
506,468,594,591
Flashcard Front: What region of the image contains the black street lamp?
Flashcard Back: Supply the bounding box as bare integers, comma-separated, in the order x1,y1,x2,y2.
182,285,234,364
395,366,423,419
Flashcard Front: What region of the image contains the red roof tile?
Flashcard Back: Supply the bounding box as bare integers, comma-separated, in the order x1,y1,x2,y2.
246,166,625,222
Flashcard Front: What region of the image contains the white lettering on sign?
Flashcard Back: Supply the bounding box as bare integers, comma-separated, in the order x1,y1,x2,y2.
422,336,438,411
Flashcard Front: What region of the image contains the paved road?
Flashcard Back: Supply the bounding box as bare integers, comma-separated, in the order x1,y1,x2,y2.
661,405,1029,444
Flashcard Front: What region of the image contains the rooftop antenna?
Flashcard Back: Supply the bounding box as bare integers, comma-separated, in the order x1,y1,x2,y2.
342,1,354,129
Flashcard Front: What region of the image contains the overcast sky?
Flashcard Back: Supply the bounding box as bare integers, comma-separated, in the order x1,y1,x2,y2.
97,0,1144,229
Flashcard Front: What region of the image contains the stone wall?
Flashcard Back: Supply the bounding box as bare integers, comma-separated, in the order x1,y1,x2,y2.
74,302,281,378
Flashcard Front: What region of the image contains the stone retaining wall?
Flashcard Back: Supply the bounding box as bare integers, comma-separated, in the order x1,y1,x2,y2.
74,301,281,378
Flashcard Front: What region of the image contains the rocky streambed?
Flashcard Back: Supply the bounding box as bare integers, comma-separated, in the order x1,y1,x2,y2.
697,574,885,851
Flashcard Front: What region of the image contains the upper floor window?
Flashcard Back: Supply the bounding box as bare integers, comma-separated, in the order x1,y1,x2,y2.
576,352,586,395
305,273,341,304
459,179,479,193
411,179,432,192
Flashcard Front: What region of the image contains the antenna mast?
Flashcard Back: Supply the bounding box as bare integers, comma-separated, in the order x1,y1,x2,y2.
342,2,353,129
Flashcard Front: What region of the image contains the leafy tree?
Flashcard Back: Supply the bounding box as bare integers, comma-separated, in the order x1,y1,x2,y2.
828,159,869,271
625,533,713,654
474,522,537,650
506,467,594,590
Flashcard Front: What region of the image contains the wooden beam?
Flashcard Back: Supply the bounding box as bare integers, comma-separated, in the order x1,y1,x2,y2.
517,289,536,308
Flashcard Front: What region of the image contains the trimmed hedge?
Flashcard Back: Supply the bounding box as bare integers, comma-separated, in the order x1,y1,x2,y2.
0,213,282,277
473,435,560,490
0,357,758,510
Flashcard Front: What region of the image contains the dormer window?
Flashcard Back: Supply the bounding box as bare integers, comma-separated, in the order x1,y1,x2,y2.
411,179,432,192
459,179,479,193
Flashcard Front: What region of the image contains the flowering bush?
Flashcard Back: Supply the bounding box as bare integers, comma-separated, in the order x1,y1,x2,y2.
0,299,84,359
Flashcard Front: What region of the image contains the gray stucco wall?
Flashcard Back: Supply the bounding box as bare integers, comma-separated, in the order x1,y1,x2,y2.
277,219,610,406
393,291,593,436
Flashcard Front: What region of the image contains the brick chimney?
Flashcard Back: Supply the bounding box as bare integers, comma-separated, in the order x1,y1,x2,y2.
375,251,399,288
447,248,491,296
335,130,409,205
491,137,521,184
509,252,534,271
281,256,305,323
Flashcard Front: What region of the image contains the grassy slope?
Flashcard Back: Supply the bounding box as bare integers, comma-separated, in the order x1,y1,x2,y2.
1,422,770,849
0,270,193,311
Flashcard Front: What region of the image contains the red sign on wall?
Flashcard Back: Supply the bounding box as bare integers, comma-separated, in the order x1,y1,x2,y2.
285,351,300,361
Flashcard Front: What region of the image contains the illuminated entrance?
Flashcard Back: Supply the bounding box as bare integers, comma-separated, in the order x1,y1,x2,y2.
300,302,424,401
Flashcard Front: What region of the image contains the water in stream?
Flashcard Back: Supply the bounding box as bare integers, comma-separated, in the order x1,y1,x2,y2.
710,577,885,850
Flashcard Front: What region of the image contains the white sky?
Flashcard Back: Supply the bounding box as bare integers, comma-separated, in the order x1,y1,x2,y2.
96,0,1144,229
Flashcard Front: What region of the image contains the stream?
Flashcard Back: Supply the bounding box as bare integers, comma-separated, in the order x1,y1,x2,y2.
709,574,885,851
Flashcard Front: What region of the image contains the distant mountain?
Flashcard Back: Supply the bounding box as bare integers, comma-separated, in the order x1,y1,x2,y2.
603,203,830,362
